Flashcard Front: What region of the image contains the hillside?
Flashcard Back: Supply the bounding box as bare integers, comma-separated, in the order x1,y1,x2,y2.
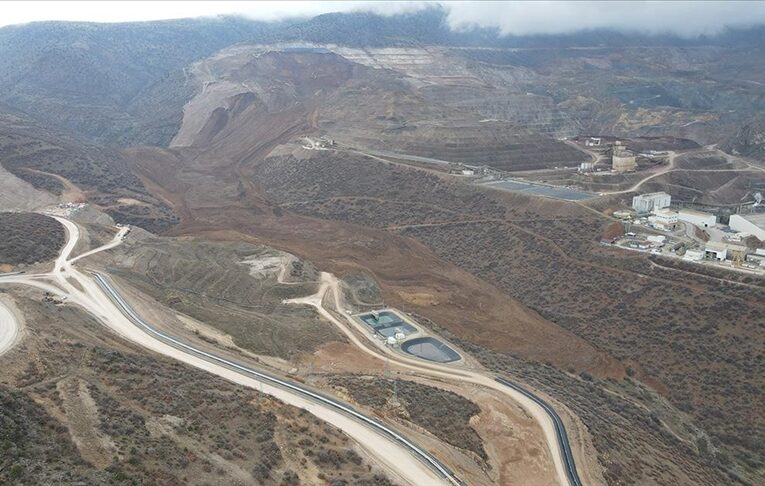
722,116,765,160
169,46,584,171
127,137,758,484
250,147,763,484
0,18,287,146
107,235,341,360
123,42,764,478
0,109,177,232
1,11,765,148
0,213,64,266
1,9,764,486
0,296,391,485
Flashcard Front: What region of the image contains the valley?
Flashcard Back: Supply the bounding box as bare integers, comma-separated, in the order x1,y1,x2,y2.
1,7,764,486
1,210,595,485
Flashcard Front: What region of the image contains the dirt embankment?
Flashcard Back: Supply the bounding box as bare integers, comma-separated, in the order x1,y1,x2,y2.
123,49,620,381
0,293,399,485
125,136,763,484
125,139,620,380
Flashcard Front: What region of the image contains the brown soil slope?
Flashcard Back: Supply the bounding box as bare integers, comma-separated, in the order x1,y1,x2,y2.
128,137,761,485
129,143,611,374
123,48,764,484
250,148,763,484
126,49,616,373
171,47,585,171
0,293,393,485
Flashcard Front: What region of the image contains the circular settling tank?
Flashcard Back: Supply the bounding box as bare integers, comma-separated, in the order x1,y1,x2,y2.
401,337,461,363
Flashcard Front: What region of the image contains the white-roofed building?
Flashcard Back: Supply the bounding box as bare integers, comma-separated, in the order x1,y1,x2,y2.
648,208,678,230
678,208,716,228
705,242,727,261
729,214,765,240
632,192,671,213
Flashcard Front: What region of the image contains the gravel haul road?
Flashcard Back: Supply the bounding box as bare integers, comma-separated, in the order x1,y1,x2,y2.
0,214,585,485
0,216,453,486
288,274,584,486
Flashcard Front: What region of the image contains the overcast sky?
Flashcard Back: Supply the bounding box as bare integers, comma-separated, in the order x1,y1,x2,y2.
3,1,765,37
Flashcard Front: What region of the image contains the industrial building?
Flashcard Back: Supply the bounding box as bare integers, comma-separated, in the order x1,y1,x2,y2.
748,248,765,267
727,243,750,265
612,142,637,172
648,208,678,230
578,161,594,172
705,242,727,261
670,241,686,253
625,239,656,250
678,208,716,228
729,213,765,240
632,192,671,213
357,310,417,339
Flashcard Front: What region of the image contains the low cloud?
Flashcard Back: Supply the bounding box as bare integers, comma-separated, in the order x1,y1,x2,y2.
442,1,765,37
3,1,765,37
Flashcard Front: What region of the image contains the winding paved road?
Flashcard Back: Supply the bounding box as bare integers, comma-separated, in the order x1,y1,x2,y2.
0,217,453,486
0,215,586,485
287,274,583,486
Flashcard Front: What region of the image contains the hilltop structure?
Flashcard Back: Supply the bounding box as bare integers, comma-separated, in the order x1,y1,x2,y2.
612,142,637,172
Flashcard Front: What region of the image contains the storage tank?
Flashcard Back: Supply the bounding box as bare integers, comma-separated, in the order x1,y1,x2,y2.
612,142,637,172
612,154,637,172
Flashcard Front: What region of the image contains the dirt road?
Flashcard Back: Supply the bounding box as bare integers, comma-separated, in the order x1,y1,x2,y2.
602,151,677,195
602,147,764,196
69,226,129,264
287,273,578,486
0,215,586,485
0,217,450,486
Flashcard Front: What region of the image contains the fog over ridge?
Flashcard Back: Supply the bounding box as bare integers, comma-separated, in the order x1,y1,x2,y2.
441,1,765,37
2,1,765,38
